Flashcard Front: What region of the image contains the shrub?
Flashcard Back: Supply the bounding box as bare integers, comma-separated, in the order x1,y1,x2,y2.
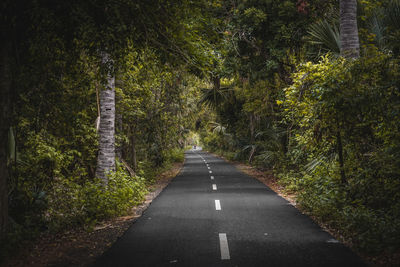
165,148,185,163
46,163,147,231
278,50,400,253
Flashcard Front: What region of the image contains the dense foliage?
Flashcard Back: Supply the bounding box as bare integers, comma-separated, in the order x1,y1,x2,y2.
1,0,400,261
200,0,400,255
280,50,400,252
0,0,208,258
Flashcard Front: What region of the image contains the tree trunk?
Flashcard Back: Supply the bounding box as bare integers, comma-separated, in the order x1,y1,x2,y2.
336,128,347,184
95,53,116,182
337,0,359,184
115,72,123,160
131,128,137,172
249,113,255,144
0,34,11,240
340,0,360,58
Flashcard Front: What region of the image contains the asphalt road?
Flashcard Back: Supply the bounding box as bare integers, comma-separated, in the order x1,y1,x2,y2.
94,150,366,267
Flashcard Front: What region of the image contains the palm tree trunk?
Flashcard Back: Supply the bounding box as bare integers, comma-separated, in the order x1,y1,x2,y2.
0,34,11,239
337,0,359,184
95,52,116,182
340,0,360,58
115,72,123,160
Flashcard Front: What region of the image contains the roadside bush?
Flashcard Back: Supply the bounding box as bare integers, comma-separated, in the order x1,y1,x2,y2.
46,163,147,231
165,148,185,163
339,205,400,252
136,160,157,183
279,50,400,253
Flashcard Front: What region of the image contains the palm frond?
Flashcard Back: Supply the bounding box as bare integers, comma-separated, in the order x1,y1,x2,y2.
208,121,227,135
369,12,387,49
306,19,340,54
242,144,254,151
304,156,326,173
385,0,400,30
198,86,231,110
256,150,278,163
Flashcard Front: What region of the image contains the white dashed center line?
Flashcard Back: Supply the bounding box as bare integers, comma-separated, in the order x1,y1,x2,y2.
212,184,217,190
210,176,214,180
219,233,230,260
215,200,221,210
209,170,212,174
326,239,339,243
207,166,211,169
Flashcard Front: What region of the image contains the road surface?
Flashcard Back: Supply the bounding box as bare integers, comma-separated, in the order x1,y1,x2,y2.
94,150,365,266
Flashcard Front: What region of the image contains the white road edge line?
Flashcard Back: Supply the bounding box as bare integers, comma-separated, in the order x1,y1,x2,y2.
219,233,230,260
212,184,217,190
210,176,214,180
215,200,221,210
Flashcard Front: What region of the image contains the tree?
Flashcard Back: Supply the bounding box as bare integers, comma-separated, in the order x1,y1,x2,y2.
95,53,116,182
337,0,360,183
340,0,360,58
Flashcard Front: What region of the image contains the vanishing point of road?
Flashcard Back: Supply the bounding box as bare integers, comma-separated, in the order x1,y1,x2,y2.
94,149,366,266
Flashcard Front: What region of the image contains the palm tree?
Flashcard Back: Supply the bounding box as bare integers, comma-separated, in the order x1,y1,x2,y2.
307,1,400,55
332,0,361,184
198,76,231,110
95,52,116,183
340,0,360,58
